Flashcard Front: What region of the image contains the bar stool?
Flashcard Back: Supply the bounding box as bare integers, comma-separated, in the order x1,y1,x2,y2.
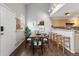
53,33,57,47
49,32,53,40
61,36,70,53
61,36,65,53
53,33,57,42
56,34,61,49
49,32,53,48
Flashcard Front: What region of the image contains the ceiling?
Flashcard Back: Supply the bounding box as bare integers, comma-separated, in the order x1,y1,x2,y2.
5,3,28,17
5,3,79,20
50,3,79,19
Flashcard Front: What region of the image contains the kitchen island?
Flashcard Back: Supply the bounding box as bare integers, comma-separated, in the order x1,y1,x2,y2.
52,28,79,53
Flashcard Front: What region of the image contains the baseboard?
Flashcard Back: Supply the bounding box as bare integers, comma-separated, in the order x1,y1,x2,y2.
10,39,26,56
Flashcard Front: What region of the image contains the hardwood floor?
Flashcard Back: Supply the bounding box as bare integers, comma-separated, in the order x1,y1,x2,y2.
10,40,79,56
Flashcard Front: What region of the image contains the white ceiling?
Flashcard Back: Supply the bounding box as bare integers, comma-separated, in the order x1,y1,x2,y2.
51,3,79,19
5,3,79,20
5,3,28,17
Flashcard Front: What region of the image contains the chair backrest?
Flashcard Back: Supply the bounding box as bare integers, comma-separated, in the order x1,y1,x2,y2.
31,37,43,46
53,33,57,41
49,32,53,40
31,37,37,45
49,32,52,39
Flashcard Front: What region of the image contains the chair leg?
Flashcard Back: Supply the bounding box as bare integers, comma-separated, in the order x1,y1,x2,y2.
62,39,65,53
56,39,59,49
25,39,27,48
41,45,43,55
32,45,34,56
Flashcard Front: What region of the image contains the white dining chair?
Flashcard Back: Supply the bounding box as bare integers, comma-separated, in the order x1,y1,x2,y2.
27,38,31,41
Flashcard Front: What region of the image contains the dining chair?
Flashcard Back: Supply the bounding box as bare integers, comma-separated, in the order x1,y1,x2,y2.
43,33,49,47
31,37,37,55
42,37,48,54
31,37,43,55
25,38,32,48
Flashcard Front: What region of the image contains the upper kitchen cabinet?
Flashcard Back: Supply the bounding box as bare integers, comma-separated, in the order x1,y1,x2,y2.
52,18,79,28
52,19,69,27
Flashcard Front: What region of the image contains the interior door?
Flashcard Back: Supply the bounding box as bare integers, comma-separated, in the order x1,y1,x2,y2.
0,5,16,56
0,5,1,56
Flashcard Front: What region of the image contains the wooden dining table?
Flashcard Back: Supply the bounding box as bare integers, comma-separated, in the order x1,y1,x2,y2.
29,33,48,55
30,33,45,38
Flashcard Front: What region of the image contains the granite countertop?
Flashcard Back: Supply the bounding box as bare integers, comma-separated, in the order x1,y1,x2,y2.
52,27,79,30
52,27,79,33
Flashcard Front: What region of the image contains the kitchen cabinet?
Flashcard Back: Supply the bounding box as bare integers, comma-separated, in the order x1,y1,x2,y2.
52,19,68,27
52,19,79,27
75,31,79,53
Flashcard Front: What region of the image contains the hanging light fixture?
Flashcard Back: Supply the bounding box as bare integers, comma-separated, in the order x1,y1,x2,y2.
65,13,70,16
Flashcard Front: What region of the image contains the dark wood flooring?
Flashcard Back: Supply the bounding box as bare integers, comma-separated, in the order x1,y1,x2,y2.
10,40,79,56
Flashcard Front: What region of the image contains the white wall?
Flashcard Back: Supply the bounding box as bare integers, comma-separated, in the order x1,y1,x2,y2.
5,3,26,31
5,4,26,48
25,3,52,33
5,3,26,18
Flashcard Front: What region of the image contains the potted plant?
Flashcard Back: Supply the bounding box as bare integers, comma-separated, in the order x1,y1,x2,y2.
25,26,31,38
